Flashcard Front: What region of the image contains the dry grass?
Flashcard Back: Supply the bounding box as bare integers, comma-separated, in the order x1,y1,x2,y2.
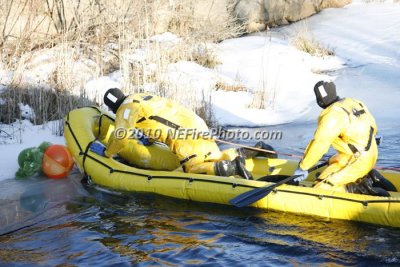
215,81,246,92
292,35,334,57
291,23,334,57
195,90,217,127
0,0,245,129
0,0,242,68
0,86,93,134
191,43,221,69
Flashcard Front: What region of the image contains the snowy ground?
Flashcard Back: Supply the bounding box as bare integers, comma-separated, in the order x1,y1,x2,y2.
0,1,399,181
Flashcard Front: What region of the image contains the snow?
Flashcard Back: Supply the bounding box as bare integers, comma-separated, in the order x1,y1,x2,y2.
84,75,121,104
307,2,400,124
18,103,36,121
124,49,148,63
211,1,400,125
1,2,399,180
11,45,99,93
211,90,297,126
308,2,400,67
0,62,12,92
164,61,223,92
0,65,12,86
150,32,181,46
212,34,343,125
277,1,400,124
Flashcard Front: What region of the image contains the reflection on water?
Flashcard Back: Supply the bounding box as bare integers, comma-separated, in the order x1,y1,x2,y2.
0,126,400,266
0,175,85,236
1,179,400,266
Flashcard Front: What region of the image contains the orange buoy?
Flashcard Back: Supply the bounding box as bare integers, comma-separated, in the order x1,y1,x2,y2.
42,145,74,179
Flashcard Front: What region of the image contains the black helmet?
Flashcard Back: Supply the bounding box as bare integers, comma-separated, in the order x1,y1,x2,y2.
104,88,126,113
314,81,339,109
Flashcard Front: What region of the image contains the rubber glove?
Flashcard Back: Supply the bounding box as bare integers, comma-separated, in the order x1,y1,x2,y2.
293,166,308,182
90,142,106,157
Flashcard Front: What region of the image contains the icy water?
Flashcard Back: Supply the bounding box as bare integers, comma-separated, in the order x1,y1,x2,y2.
1,125,400,266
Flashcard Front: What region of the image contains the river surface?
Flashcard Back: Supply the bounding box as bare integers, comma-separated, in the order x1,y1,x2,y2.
1,123,400,266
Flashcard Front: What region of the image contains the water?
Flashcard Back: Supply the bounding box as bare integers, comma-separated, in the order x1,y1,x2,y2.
1,125,400,266
1,176,400,266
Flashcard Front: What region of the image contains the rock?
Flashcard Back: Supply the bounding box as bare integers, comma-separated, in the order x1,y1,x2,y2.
234,0,268,32
153,0,234,37
154,0,351,34
234,0,351,31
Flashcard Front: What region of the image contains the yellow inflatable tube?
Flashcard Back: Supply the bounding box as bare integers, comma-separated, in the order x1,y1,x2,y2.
64,107,400,228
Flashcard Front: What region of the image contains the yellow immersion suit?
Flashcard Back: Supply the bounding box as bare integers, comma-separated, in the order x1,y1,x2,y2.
104,93,239,174
299,98,378,192
97,114,180,171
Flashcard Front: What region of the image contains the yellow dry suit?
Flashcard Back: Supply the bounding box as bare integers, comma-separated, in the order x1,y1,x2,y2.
104,93,240,174
97,113,180,171
299,98,378,192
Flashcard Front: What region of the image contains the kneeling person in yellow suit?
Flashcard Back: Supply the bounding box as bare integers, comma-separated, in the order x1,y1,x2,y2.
91,88,273,179
293,81,378,193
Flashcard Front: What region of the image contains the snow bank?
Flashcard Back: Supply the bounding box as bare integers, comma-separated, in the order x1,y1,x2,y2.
212,34,343,126
12,46,99,93
84,74,122,105
276,1,400,124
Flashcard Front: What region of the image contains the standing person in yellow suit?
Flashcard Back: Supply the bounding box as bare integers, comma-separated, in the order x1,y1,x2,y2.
293,81,379,193
90,88,275,179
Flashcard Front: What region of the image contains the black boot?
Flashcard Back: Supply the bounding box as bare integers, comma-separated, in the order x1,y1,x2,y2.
346,176,390,197
234,156,253,180
214,156,253,180
214,160,236,177
237,141,277,159
368,169,397,192
346,180,370,195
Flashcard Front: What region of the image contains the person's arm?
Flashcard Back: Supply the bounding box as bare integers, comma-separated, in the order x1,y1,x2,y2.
299,109,347,170
104,104,139,157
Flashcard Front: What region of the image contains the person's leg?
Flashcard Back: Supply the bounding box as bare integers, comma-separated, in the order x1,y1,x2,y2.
314,144,377,192
219,148,240,161
174,138,255,179
314,161,370,192
185,156,253,179
173,138,219,174
313,161,348,192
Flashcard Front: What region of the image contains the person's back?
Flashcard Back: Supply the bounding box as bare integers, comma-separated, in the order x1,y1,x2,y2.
97,88,257,179
115,93,209,145
115,93,222,166
326,97,377,156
